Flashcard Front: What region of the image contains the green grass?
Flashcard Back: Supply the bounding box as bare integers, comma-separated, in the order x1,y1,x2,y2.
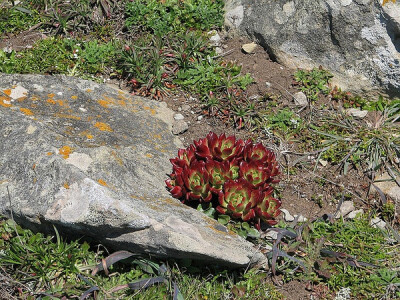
269,216,400,299
0,217,283,299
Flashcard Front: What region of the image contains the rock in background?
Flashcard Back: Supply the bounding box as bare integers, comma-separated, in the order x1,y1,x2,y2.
224,0,400,98
0,74,265,268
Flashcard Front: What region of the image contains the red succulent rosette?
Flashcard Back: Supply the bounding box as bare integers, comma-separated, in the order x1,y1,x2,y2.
216,179,260,222
207,132,245,161
170,145,196,169
205,159,230,193
239,160,270,188
182,160,212,202
254,187,282,229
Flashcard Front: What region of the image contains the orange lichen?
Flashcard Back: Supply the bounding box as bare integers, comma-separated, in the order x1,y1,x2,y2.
53,113,81,120
71,95,78,100
3,89,11,96
145,153,153,158
98,179,108,186
63,182,70,189
56,99,67,106
59,146,73,159
86,134,93,139
98,99,110,107
47,93,55,98
86,89,93,92
17,96,27,102
47,152,53,156
47,98,56,104
94,122,113,132
31,96,39,101
20,108,34,115
118,100,126,106
0,96,12,107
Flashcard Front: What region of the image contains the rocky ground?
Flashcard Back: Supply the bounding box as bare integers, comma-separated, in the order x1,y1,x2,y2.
1,21,399,300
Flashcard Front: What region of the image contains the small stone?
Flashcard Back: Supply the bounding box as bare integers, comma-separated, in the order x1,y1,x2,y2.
188,96,197,101
293,92,308,106
294,215,308,222
371,172,400,201
178,107,182,112
345,108,368,118
215,47,223,54
319,159,328,167
242,42,257,54
265,82,272,88
336,201,355,218
264,230,278,240
197,115,203,121
173,113,184,120
280,208,294,222
370,217,386,229
346,209,364,219
172,120,188,135
181,104,191,111
208,30,221,47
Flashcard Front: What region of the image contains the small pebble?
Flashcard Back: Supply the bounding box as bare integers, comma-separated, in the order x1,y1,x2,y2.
336,201,355,218
280,208,294,222
294,215,308,222
370,217,386,229
181,104,191,111
174,113,184,120
264,230,278,240
197,115,203,121
172,120,188,135
346,209,364,219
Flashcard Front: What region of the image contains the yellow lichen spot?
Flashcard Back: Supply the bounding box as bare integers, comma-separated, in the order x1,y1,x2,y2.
17,96,27,102
98,179,108,186
86,134,93,139
63,182,70,189
118,99,126,106
31,96,39,101
59,146,73,159
47,93,55,98
47,152,53,156
153,134,161,139
98,99,110,107
0,96,12,107
150,109,156,115
145,153,153,158
53,113,81,120
47,98,56,104
20,108,34,115
56,99,67,106
94,122,113,132
71,95,78,100
3,89,11,96
86,89,93,92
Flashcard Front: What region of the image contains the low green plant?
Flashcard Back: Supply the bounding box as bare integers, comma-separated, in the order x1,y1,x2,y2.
310,108,399,176
294,68,333,102
269,216,400,298
0,216,284,299
166,132,281,229
0,4,42,34
0,37,118,80
125,0,224,36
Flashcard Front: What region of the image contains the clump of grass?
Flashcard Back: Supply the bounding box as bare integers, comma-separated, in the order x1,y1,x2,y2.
0,37,119,81
294,68,333,102
0,216,283,299
0,4,43,34
124,0,224,36
267,216,400,299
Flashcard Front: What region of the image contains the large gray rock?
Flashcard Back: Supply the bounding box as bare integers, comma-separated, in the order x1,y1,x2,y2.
225,0,400,98
0,74,265,268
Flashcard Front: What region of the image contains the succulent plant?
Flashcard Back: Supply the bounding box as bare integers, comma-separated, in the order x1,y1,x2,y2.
216,179,259,221
254,188,282,229
166,132,281,228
